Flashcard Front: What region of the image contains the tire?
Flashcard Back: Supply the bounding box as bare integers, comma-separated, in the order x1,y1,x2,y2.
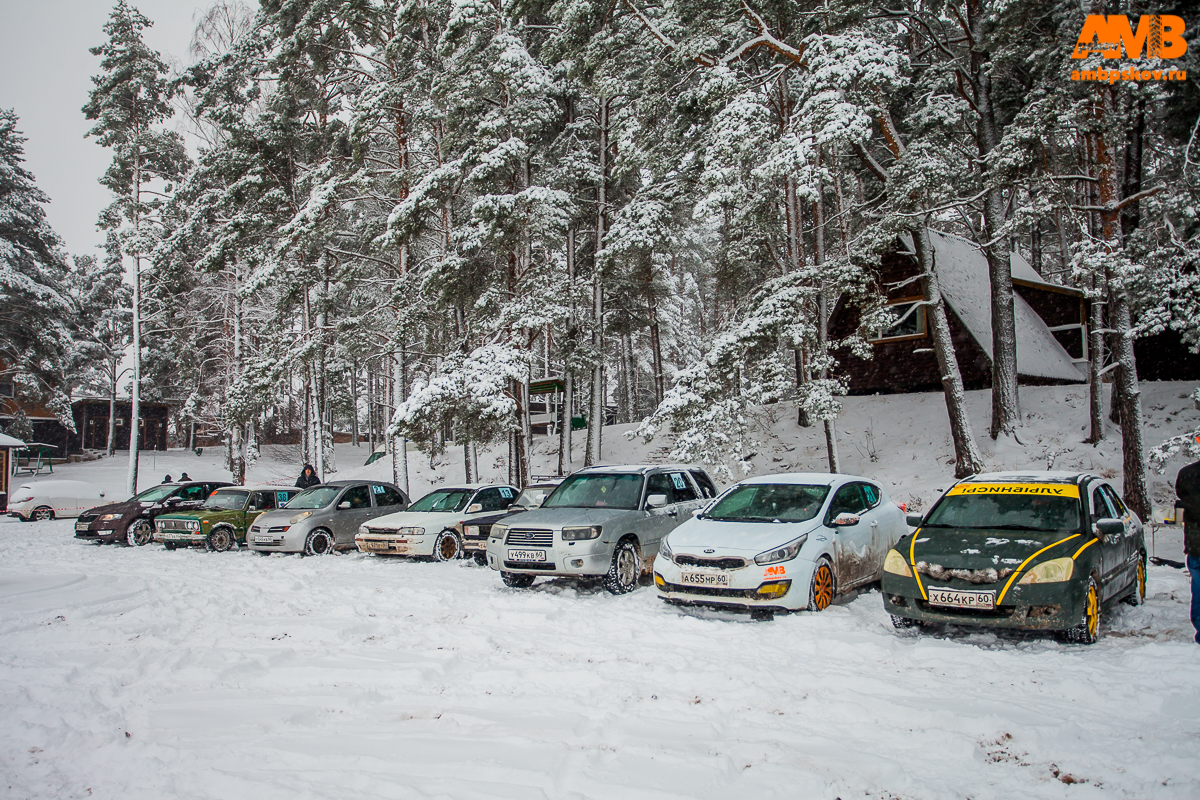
603,539,641,595
501,571,536,589
473,551,488,566
32,507,54,522
164,543,177,551
432,530,462,562
1123,552,1147,606
807,560,836,612
891,613,919,629
1062,576,1101,644
206,526,235,553
303,529,334,556
125,519,153,547
750,608,775,621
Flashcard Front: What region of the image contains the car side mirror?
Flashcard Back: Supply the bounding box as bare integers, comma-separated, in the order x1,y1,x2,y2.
831,512,860,527
337,501,351,510
503,502,513,510
646,493,669,509
906,513,924,527
166,498,180,506
691,508,704,518
466,503,483,514
1094,519,1124,539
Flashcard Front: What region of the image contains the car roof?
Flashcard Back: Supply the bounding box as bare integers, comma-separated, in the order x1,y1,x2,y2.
736,472,869,486
225,484,302,492
14,479,101,490
421,483,514,491
571,464,704,476
961,471,1093,484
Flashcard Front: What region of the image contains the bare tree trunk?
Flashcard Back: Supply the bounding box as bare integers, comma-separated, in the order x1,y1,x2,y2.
463,439,474,482
913,227,986,478
812,157,840,473
391,344,409,495
558,227,575,476
351,359,359,447
586,98,611,467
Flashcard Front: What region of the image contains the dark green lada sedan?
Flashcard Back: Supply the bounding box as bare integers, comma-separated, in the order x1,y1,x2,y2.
153,485,301,551
882,472,1146,644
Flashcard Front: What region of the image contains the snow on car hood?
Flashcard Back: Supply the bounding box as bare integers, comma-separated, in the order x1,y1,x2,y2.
667,516,822,555
363,509,479,531
906,528,1066,571
250,508,303,527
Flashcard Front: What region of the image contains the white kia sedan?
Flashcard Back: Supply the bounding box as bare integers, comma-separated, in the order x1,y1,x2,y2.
654,473,906,619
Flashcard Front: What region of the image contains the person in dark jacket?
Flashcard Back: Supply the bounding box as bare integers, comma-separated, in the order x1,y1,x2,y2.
1176,453,1200,644
296,464,320,489
161,474,173,484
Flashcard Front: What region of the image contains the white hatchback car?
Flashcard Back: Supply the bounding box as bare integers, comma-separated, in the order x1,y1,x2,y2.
7,479,107,521
356,483,519,560
654,473,906,619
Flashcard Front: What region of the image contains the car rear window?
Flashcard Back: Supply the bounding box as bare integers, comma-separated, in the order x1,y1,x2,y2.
926,483,1082,532
707,483,830,523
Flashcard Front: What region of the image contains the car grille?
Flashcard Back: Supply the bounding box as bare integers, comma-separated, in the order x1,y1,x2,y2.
365,526,398,536
915,562,1014,585
504,561,557,570
77,513,97,523
505,529,553,547
674,554,747,570
250,525,260,533
915,600,1016,618
660,580,761,599
157,519,192,531
268,525,288,533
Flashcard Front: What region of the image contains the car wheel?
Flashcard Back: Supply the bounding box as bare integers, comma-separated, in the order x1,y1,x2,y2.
125,519,153,547
32,507,54,522
432,529,462,562
603,539,641,595
750,608,775,621
501,571,536,589
206,526,235,553
890,614,920,629
1062,576,1101,644
304,529,334,556
807,560,836,611
473,551,487,566
164,543,177,551
1123,552,1147,606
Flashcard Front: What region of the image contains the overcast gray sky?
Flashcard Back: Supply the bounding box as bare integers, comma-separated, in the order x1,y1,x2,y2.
0,0,209,261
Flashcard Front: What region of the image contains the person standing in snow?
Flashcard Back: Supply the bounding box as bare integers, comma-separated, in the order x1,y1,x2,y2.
1176,454,1200,644
295,464,320,489
161,474,173,484
179,472,191,482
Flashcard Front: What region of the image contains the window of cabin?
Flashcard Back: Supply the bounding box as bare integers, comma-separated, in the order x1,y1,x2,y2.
0,382,14,398
871,300,926,341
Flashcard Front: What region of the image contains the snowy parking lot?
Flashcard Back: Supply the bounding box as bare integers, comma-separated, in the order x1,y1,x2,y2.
2,517,1199,799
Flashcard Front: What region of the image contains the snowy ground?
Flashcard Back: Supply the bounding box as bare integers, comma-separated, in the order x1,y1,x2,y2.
4,382,1200,797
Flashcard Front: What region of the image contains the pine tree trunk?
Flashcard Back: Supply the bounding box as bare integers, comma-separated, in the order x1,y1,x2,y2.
558,228,575,476
558,371,573,476
107,382,116,457
812,158,840,473
1088,284,1106,443
463,439,474,482
585,99,611,467
391,343,409,495
913,228,986,478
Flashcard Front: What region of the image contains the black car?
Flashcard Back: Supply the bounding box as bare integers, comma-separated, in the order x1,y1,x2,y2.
458,481,562,565
75,481,232,547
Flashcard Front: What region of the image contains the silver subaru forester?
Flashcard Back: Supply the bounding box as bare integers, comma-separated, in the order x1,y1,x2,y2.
485,465,719,594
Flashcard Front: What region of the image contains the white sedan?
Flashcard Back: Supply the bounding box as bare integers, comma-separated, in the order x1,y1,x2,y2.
654,473,906,619
356,483,519,561
7,479,108,522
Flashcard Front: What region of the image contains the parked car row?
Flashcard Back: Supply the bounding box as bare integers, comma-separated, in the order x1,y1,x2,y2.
51,463,1145,645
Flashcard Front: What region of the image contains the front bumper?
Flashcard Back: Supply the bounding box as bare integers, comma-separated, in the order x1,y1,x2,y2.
484,537,611,575
653,553,811,611
247,524,306,552
882,572,1086,631
355,534,433,556
75,520,122,542
154,530,207,546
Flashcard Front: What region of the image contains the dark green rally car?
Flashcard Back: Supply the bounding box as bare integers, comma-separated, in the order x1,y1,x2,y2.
882,472,1146,644
153,485,301,551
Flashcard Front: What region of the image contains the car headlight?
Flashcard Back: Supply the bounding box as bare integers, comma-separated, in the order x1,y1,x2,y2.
399,526,424,537
754,534,808,566
290,511,314,525
490,524,508,539
1018,557,1074,584
358,525,369,537
562,525,602,541
659,537,673,560
464,525,480,536
100,513,120,521
883,549,912,577
187,520,201,531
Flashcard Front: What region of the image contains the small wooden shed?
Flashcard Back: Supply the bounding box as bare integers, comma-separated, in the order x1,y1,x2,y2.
0,431,26,511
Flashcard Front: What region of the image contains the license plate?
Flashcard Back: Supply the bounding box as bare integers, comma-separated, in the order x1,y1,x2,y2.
75,522,89,531
507,549,547,562
253,535,276,544
680,571,730,587
927,587,996,610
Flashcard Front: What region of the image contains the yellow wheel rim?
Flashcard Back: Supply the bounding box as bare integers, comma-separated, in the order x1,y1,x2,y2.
440,535,457,559
812,565,834,610
1137,560,1146,601
1085,583,1099,639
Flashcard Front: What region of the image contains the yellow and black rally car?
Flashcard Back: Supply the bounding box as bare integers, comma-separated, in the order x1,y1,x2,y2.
882,472,1146,644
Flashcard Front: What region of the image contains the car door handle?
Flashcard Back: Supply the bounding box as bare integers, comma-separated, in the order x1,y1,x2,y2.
667,509,678,517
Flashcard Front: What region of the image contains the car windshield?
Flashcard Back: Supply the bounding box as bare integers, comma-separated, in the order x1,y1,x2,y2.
134,485,176,503
285,486,342,510
513,486,555,509
407,489,474,513
706,483,830,522
925,491,1082,532
202,490,249,510
542,473,644,510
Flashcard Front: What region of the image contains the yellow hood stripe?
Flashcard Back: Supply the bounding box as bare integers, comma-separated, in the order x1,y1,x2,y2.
1071,537,1098,560
909,529,927,600
997,533,1082,604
